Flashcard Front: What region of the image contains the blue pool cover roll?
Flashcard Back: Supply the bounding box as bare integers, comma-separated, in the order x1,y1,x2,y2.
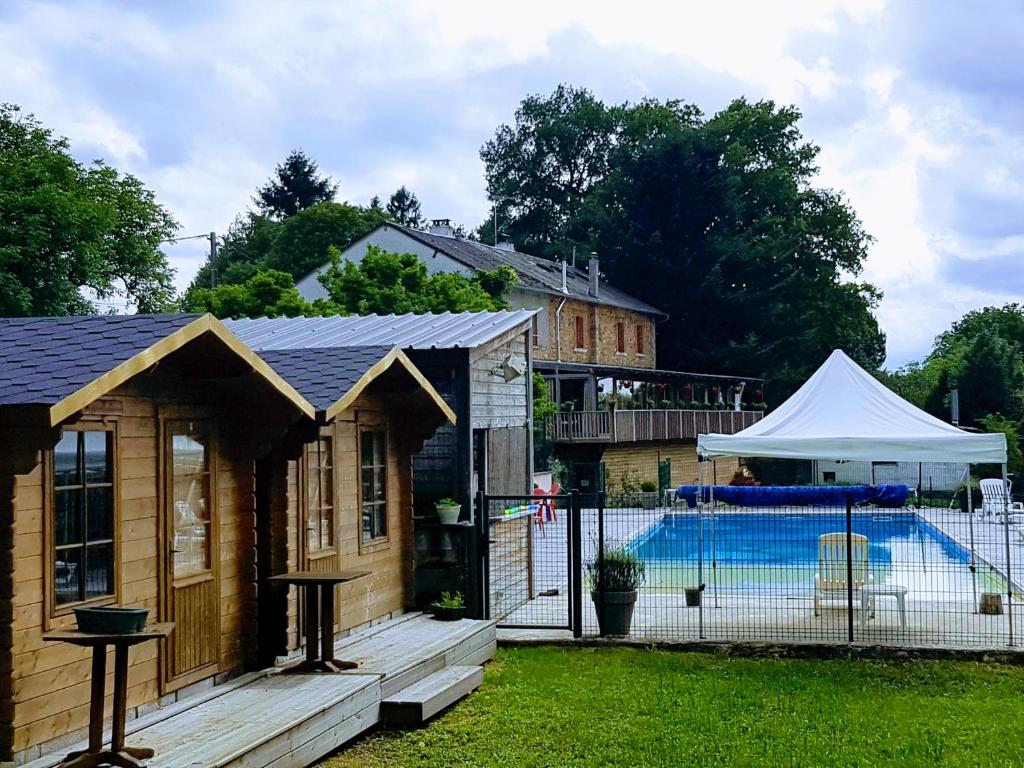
674,484,909,508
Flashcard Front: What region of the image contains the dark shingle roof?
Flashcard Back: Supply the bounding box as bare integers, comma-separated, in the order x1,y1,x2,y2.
387,223,666,317
257,346,394,412
0,314,203,407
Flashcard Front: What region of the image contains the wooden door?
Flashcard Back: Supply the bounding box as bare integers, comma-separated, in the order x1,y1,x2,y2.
162,418,220,690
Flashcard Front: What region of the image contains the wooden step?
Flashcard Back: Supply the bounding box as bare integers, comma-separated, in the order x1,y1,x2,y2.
381,665,483,726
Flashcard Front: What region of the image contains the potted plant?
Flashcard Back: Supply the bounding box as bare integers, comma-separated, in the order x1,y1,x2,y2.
75,606,149,633
431,591,466,621
435,497,462,525
587,548,645,636
639,479,659,509
689,400,703,410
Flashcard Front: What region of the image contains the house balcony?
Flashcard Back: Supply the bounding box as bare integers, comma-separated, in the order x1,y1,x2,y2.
548,408,763,444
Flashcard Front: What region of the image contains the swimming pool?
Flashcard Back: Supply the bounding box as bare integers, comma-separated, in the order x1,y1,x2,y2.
630,512,1004,598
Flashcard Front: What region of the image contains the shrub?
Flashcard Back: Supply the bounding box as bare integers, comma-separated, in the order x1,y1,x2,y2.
640,480,658,493
586,548,646,592
434,591,464,608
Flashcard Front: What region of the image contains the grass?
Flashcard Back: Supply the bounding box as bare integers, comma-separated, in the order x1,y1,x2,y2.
321,645,1024,768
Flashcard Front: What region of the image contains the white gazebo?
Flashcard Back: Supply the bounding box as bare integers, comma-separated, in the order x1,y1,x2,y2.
695,349,1012,642
698,349,1006,465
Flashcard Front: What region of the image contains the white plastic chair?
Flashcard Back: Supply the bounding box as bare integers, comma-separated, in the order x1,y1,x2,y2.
979,478,1024,519
814,532,874,619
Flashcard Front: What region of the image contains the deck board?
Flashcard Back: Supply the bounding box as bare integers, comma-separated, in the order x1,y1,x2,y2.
25,614,496,768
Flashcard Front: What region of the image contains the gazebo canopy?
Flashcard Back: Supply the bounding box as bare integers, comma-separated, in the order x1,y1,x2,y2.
698,350,1007,464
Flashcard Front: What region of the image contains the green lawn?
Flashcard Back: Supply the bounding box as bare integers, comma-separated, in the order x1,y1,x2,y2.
320,646,1024,767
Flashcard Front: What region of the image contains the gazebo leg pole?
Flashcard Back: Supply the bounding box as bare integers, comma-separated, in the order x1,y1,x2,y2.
1003,463,1014,646
966,464,978,614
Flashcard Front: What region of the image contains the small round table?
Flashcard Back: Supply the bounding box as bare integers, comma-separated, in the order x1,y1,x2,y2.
860,585,908,629
267,571,370,673
42,623,174,768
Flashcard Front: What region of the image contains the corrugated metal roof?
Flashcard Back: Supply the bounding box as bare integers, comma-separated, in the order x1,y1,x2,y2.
225,310,537,352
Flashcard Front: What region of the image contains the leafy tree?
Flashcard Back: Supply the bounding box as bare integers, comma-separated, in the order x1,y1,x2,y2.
385,186,424,228
955,333,1022,425
265,202,387,281
480,88,885,395
187,213,279,294
183,269,319,318
369,195,384,212
255,149,337,219
317,245,516,315
0,103,178,315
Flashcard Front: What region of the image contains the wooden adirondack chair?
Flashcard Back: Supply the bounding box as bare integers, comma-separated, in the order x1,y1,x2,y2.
814,532,873,618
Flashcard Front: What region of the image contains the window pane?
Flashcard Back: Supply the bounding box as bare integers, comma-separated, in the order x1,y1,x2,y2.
173,475,210,525
361,467,373,503
173,523,209,577
83,431,111,484
54,489,82,547
86,486,113,541
83,543,114,599
362,506,372,541
306,461,321,509
172,427,211,577
54,432,80,487
54,548,82,606
373,468,386,501
375,504,388,538
360,431,373,466
172,433,207,474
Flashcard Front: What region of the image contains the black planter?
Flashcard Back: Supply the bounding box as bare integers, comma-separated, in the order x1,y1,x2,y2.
75,606,149,634
431,604,466,621
684,587,702,607
591,590,637,636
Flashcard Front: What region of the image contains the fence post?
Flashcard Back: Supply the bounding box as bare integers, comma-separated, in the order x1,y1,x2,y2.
571,491,584,638
1003,464,1015,647
845,492,854,644
476,490,489,621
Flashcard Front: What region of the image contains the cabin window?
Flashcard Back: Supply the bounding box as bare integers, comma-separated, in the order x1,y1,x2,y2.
52,428,115,607
171,425,212,578
636,325,646,355
531,315,541,347
616,322,625,354
574,316,586,350
360,429,388,541
305,432,334,552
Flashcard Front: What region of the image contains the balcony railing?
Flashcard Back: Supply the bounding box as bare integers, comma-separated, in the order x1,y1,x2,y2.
549,409,763,443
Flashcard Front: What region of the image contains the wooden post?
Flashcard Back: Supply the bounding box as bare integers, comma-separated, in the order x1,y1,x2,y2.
304,586,318,664
320,584,334,663
88,647,106,753
111,645,129,752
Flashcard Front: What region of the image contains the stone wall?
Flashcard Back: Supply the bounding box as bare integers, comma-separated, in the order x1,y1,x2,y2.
602,442,740,496
532,296,656,369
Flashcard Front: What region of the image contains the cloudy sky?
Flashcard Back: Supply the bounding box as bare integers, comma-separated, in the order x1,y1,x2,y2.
3,0,1021,366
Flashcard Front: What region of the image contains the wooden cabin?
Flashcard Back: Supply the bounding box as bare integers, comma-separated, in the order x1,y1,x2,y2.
226,311,535,614
249,345,454,661
0,315,453,766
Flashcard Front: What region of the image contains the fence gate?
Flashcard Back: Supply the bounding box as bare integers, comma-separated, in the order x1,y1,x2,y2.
479,492,582,633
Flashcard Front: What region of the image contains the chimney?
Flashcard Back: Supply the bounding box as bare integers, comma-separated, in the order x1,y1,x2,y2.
588,254,600,298
495,240,516,252
428,218,454,237
561,260,568,294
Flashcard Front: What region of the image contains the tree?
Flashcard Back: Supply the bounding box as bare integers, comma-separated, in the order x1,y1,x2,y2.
183,269,319,319
317,245,516,315
255,149,337,219
955,333,1022,425
265,202,387,280
187,212,279,294
385,186,423,228
0,104,178,315
481,89,885,395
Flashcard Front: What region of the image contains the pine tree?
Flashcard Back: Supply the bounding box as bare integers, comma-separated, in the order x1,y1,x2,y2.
385,186,423,228
255,150,337,219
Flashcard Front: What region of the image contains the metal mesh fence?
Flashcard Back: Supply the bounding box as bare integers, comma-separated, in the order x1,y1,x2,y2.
487,461,1024,649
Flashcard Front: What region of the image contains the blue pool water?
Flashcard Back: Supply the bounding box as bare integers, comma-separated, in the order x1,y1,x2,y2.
630,512,1000,597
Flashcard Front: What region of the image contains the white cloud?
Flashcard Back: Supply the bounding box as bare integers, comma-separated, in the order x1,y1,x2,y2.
3,0,1020,369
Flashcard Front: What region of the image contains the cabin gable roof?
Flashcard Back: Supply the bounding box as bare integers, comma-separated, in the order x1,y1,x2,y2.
0,313,315,424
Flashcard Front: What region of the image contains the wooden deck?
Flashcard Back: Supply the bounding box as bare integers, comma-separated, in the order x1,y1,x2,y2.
23,614,495,768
